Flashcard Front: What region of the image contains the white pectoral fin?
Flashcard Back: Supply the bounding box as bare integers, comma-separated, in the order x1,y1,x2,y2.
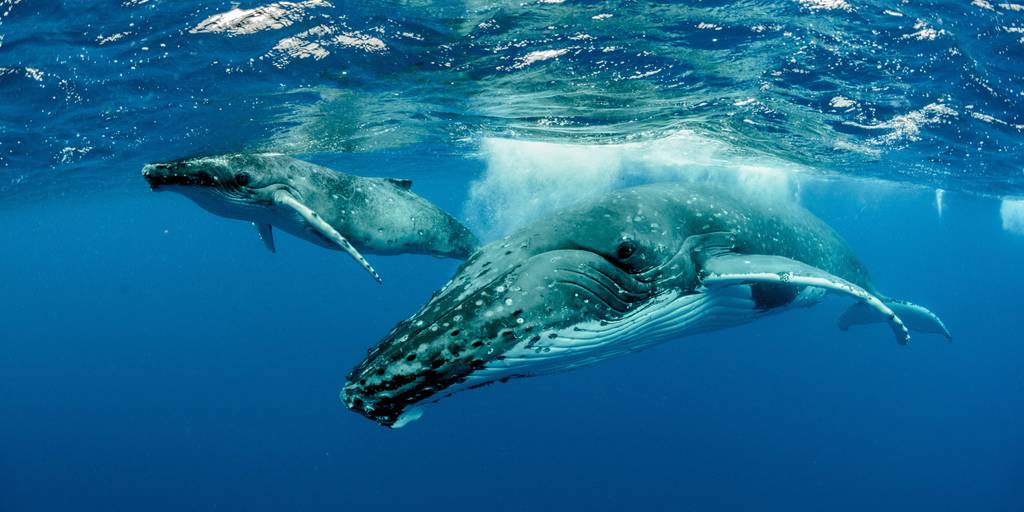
840,299,951,341
254,222,276,253
272,190,382,284
700,254,911,345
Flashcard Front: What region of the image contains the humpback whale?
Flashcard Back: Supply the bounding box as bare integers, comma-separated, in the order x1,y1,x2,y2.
142,153,478,282
342,184,950,427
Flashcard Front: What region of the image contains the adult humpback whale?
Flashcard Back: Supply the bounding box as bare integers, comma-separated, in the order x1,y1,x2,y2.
342,184,950,427
142,153,477,282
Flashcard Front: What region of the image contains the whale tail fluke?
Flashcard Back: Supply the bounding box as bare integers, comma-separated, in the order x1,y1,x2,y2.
839,299,951,341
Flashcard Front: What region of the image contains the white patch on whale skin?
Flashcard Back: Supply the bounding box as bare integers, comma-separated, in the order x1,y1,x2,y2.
466,132,801,240
1000,197,1024,235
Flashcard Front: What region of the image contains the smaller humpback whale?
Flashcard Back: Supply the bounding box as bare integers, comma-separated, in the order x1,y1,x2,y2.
142,153,478,282
341,184,950,427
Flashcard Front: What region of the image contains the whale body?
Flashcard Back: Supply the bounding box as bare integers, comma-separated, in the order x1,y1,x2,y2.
341,184,950,427
143,153,478,282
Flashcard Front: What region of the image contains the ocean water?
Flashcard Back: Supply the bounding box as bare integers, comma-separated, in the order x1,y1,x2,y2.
1,1,1023,511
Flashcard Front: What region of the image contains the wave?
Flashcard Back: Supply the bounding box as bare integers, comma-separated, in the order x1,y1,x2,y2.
0,0,1021,199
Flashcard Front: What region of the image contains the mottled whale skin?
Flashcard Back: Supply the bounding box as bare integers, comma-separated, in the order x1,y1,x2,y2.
143,153,478,282
342,184,949,427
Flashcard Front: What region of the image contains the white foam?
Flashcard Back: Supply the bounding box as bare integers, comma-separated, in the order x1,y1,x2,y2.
58,146,92,164
265,24,386,68
1001,198,1024,235
845,102,957,145
1,0,22,19
23,67,43,81
190,0,331,36
829,96,856,109
465,132,801,239
512,48,568,69
902,27,948,41
797,0,852,11
96,31,131,45
901,20,950,41
970,111,1024,130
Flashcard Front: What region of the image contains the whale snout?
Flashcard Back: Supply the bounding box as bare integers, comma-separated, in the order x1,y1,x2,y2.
142,162,217,190
142,164,169,190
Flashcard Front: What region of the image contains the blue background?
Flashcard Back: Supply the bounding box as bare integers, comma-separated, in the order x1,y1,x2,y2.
2,154,1021,511
2,0,1023,509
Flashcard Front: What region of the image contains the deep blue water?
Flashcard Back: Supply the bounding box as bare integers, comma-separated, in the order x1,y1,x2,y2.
2,1,1024,511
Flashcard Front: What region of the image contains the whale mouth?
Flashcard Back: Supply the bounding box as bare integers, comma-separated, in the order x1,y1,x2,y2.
142,164,218,190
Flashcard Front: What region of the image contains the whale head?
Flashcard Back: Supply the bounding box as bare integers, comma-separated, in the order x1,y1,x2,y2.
142,153,300,220
341,188,726,427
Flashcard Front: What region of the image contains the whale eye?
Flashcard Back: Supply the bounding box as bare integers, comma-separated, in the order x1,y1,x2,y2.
234,172,251,186
616,240,637,259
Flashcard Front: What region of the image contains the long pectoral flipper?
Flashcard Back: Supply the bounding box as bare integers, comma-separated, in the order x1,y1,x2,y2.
272,189,383,284
700,254,911,345
839,299,951,340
